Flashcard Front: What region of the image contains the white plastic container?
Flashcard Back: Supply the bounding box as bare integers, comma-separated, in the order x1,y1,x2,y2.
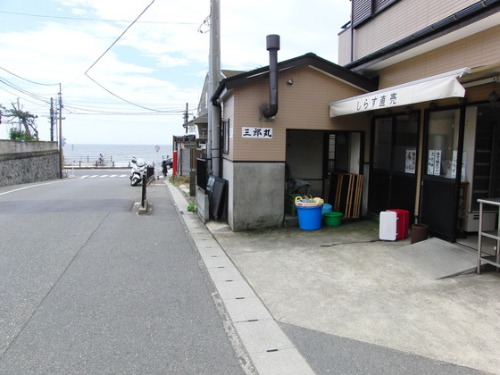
379,211,397,241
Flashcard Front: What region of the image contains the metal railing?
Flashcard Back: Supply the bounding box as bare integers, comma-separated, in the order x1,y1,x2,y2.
63,155,117,168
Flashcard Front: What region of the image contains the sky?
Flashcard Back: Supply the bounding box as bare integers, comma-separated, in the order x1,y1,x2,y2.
0,0,351,145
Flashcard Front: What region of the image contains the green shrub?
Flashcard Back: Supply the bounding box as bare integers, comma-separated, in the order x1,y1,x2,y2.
187,201,197,213
9,128,37,141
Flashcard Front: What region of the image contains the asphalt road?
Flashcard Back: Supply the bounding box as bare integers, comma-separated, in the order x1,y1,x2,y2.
0,170,251,374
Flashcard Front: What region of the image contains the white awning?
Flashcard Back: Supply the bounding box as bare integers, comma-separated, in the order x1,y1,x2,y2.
329,67,470,117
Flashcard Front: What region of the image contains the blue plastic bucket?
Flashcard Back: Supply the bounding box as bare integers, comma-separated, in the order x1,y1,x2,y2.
322,203,332,215
296,204,323,230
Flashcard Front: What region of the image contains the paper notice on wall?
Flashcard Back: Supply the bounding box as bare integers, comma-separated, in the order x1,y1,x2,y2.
428,150,436,175
451,151,458,178
405,149,416,174
451,150,467,180
428,150,442,176
434,150,441,176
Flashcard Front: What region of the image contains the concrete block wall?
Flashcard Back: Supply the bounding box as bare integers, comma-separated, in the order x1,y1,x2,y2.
224,160,285,231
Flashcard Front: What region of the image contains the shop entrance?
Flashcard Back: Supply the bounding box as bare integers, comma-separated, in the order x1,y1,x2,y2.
421,105,500,242
368,113,419,220
469,105,500,210
324,132,365,218
420,108,464,241
285,129,364,218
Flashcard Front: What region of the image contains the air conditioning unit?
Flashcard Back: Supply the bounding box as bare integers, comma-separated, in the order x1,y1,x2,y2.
465,211,497,232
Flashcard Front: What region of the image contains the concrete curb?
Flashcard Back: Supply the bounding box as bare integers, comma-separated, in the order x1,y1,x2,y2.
165,181,316,375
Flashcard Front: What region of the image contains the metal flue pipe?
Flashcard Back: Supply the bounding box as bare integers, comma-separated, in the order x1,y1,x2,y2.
262,34,280,118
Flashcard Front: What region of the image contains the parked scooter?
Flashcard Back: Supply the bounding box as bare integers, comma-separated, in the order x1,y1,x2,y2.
129,156,147,186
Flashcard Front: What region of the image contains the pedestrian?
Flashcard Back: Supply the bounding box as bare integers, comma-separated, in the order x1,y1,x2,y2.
96,153,105,167
161,158,168,178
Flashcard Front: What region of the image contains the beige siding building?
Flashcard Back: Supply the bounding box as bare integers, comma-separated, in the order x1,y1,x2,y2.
210,54,375,230
200,0,499,241
335,0,500,241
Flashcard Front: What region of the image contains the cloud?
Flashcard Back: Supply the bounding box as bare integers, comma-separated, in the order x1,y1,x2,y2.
0,0,350,144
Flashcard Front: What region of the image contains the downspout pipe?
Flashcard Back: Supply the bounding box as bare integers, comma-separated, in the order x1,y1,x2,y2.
262,34,280,118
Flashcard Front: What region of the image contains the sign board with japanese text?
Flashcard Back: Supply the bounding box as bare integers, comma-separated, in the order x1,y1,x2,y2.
329,68,469,117
241,127,273,139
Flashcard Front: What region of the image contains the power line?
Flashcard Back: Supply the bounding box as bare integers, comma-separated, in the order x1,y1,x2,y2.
63,103,191,114
64,102,194,113
198,15,210,34
84,75,168,112
0,66,59,86
83,0,168,112
0,10,198,25
0,85,49,109
0,77,52,103
62,111,189,116
84,0,156,74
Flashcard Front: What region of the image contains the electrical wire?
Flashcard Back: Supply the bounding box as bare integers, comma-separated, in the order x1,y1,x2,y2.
64,111,188,116
0,77,52,103
0,66,59,86
82,0,172,112
320,239,381,247
0,85,50,110
0,2,200,119
66,98,191,110
63,103,193,114
198,15,210,34
0,10,198,25
84,75,168,112
85,0,155,74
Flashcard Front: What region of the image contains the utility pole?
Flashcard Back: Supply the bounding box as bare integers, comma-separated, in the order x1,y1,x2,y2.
50,98,55,142
208,0,221,177
58,84,63,179
184,103,189,134
17,98,21,130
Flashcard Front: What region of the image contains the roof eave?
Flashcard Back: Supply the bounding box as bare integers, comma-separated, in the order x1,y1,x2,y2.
211,53,377,103
345,0,500,73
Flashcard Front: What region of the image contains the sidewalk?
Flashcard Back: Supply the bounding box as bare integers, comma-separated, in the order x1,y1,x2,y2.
167,181,500,374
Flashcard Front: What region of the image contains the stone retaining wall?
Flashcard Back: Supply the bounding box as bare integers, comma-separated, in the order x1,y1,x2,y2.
0,141,60,187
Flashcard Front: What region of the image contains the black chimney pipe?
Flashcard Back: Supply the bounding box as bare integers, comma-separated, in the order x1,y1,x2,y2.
262,34,280,118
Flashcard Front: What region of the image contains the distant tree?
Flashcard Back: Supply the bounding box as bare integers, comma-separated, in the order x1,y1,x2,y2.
1,103,39,141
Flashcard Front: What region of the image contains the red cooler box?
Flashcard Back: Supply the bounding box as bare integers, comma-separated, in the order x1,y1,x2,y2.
388,209,409,240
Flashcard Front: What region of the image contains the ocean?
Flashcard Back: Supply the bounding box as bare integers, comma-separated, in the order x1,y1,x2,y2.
63,144,173,168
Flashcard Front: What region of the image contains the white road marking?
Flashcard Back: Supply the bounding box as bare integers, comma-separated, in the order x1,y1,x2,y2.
79,174,128,179
0,180,62,196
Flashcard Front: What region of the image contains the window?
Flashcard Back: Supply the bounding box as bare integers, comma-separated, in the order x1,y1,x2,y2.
352,0,372,27
222,119,230,154
425,109,461,178
352,0,400,28
372,114,418,173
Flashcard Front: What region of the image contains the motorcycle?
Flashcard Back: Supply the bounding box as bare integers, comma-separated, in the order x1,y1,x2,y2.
129,156,147,186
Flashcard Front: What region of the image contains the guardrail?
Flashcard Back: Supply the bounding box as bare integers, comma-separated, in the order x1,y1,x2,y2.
64,155,118,168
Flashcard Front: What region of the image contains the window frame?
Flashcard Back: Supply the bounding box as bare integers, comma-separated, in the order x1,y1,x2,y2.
352,0,400,28
222,119,230,155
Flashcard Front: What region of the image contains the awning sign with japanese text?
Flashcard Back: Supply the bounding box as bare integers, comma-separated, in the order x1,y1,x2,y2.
329,68,470,117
